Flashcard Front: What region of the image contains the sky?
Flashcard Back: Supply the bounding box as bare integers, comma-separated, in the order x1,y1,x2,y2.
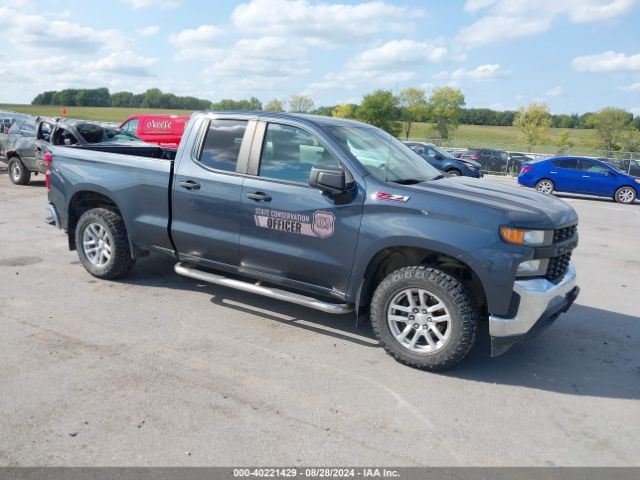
1,0,640,114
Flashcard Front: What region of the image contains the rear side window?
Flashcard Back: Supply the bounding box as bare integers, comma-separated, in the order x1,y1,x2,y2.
198,119,248,172
551,159,578,169
259,123,342,184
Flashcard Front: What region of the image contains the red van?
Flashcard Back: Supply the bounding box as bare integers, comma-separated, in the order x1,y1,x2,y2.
119,114,190,149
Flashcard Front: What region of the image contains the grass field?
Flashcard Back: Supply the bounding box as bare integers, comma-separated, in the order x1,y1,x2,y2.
1,103,603,154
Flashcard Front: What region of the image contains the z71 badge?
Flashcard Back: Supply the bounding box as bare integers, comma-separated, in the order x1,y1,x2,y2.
254,208,336,238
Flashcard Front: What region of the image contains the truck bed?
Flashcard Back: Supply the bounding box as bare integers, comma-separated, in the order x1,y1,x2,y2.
48,144,175,254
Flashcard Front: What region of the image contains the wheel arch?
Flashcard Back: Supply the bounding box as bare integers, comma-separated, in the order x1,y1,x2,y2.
355,245,488,316
67,190,121,251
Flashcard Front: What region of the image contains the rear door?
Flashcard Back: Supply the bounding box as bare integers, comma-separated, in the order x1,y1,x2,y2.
238,120,364,297
171,116,256,268
577,159,615,196
548,158,581,192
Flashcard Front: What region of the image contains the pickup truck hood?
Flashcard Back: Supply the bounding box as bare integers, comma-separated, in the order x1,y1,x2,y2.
406,177,578,229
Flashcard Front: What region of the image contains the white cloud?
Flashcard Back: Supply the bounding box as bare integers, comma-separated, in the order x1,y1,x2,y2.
544,85,564,96
621,82,640,92
458,0,635,48
231,0,425,46
434,64,511,83
305,39,451,93
136,25,160,37
572,51,640,72
169,25,225,61
0,6,129,54
122,0,180,9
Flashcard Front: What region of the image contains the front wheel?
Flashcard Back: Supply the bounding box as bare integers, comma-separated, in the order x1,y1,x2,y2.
614,186,637,204
535,179,554,194
75,208,135,279
8,157,31,185
447,169,461,177
370,266,478,371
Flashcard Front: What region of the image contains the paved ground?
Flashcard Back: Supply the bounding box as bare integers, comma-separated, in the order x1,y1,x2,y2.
0,169,639,466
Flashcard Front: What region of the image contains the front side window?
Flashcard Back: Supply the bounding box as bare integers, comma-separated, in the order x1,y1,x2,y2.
198,119,248,172
259,123,342,184
580,159,610,174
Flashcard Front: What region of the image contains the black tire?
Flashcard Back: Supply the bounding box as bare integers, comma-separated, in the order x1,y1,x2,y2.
75,208,135,279
447,169,461,177
614,186,637,204
535,179,554,194
7,157,31,185
370,266,478,371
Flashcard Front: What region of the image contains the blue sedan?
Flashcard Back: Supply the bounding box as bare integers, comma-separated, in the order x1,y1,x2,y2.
518,156,640,204
404,142,483,178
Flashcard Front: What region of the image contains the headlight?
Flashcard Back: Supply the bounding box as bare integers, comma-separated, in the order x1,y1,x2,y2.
500,226,551,246
516,259,549,276
462,162,477,171
635,179,640,184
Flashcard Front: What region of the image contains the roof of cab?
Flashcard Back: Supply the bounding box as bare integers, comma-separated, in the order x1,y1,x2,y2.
197,110,369,128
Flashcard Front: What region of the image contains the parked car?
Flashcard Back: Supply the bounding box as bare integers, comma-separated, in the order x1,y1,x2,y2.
119,114,190,149
3,119,39,184
47,111,579,370
404,141,482,178
6,117,155,185
460,148,510,173
599,157,640,178
518,156,640,204
1,117,16,133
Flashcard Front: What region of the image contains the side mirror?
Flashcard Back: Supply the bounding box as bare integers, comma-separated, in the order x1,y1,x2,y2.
309,167,346,195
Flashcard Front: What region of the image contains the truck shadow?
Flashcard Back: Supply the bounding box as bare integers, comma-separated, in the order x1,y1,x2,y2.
454,303,640,400
126,254,378,349
126,255,640,399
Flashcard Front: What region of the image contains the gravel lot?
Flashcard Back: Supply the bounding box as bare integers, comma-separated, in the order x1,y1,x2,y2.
0,168,639,466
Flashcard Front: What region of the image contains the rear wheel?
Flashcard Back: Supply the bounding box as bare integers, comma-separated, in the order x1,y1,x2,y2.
535,179,554,194
614,186,637,204
8,157,31,185
75,208,135,279
370,266,478,371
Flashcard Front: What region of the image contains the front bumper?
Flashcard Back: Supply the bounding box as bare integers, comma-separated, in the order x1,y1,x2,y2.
489,263,579,356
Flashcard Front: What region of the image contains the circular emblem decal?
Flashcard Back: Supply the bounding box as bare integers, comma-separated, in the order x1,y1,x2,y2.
312,211,336,238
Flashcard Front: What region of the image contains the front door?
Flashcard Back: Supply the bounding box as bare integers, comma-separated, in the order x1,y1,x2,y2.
239,121,364,297
172,117,255,268
577,159,615,196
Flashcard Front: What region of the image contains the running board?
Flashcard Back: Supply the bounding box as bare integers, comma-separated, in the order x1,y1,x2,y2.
174,262,354,315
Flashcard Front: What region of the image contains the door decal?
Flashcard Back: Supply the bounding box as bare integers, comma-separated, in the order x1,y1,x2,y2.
254,208,335,238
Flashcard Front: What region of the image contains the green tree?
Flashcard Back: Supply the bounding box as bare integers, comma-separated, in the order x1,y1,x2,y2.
110,91,134,107
587,107,633,153
356,90,400,136
140,88,164,108
398,87,428,139
513,103,551,150
332,104,356,119
427,87,465,139
557,131,574,155
264,99,285,112
288,95,315,113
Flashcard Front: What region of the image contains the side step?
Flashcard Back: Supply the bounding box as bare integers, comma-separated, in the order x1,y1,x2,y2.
174,262,354,315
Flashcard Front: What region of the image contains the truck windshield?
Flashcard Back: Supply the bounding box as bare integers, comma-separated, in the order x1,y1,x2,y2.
326,126,441,184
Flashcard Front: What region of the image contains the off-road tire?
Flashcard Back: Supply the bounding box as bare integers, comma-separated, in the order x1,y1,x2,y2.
614,186,637,204
8,157,31,185
75,208,135,279
535,179,555,194
370,266,478,371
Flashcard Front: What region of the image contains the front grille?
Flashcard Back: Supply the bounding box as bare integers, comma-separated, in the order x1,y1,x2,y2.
546,252,572,282
553,224,577,243
546,223,577,282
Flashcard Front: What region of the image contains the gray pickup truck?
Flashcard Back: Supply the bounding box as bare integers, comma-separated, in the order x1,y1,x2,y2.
46,112,579,370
